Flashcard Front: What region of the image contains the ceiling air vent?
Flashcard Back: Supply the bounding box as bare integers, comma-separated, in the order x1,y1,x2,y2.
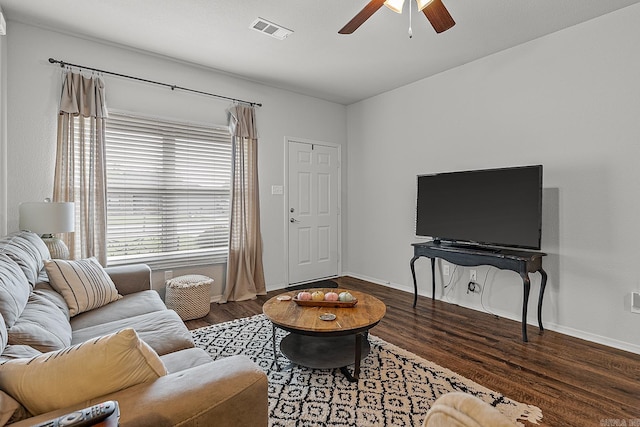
250,17,293,40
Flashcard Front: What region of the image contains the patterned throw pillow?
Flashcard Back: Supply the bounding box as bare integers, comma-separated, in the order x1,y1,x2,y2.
0,328,167,415
44,257,122,317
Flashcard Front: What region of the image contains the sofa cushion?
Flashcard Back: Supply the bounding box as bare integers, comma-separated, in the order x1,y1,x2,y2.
72,309,194,356
0,345,42,423
104,264,152,295
0,312,6,356
45,257,122,316
0,232,50,287
70,290,167,331
0,328,167,416
0,232,50,288
0,254,31,328
0,391,23,426
159,347,213,373
7,292,72,352
0,345,42,362
33,282,71,320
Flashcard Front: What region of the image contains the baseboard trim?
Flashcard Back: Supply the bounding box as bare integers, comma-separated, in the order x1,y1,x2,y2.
344,272,640,355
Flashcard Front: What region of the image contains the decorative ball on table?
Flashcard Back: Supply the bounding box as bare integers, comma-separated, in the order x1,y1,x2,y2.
324,292,339,301
338,291,354,302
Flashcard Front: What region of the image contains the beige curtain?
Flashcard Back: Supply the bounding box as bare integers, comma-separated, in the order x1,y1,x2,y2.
220,105,266,303
53,71,108,265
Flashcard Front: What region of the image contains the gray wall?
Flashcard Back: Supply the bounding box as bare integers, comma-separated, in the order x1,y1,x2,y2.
0,7,7,236
346,4,640,353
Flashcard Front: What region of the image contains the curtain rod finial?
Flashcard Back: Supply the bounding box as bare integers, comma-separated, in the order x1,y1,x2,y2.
48,58,66,68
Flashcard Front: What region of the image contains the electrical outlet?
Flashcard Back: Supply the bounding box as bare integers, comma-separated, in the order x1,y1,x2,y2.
470,269,477,281
632,292,640,314
164,270,173,281
443,264,450,276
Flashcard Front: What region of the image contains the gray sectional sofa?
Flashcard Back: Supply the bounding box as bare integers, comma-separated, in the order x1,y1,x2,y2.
0,231,268,426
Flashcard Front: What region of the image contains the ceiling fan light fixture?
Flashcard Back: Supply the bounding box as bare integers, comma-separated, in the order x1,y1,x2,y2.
383,0,405,14
416,0,435,12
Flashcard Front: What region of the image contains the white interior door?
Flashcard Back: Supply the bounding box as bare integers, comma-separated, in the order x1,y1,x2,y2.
288,140,339,284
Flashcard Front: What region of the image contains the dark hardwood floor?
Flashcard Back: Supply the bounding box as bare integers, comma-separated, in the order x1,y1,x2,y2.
185,276,640,427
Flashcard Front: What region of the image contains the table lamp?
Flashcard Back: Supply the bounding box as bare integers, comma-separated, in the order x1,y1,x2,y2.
19,200,75,259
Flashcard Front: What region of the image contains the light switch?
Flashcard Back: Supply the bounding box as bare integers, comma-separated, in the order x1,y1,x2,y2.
271,185,283,195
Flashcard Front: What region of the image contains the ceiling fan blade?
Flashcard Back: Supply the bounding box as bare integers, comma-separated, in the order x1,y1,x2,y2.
422,0,455,33
339,0,387,34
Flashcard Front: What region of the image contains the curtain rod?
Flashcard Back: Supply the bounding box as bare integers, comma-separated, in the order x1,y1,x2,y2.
48,57,262,108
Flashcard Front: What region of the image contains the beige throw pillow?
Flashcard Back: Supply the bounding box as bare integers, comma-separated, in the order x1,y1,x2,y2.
0,328,167,415
45,257,122,316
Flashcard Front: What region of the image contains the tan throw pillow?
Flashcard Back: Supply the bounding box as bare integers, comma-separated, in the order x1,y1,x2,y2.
0,328,167,415
45,257,122,316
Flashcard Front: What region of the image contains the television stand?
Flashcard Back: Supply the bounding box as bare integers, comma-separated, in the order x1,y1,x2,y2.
410,242,547,342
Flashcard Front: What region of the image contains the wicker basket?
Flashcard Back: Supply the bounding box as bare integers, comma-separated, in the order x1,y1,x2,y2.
165,274,213,320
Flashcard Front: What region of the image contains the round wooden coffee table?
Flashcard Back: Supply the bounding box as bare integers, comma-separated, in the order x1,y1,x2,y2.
262,288,386,382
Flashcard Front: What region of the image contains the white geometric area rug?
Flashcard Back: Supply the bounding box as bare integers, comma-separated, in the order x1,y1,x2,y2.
191,314,542,427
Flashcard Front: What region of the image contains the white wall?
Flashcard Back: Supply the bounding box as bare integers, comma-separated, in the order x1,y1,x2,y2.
0,10,7,237
3,22,347,297
347,4,640,353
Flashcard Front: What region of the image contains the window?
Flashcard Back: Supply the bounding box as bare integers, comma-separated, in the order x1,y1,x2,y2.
104,112,232,269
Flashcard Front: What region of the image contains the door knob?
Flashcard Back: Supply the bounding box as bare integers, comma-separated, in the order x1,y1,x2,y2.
290,218,299,223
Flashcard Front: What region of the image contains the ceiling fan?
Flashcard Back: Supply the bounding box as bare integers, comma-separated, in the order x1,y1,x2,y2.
339,0,455,35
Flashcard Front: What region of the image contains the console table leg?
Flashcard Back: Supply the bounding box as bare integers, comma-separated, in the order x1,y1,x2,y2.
410,256,419,308
520,273,531,342
538,268,548,332
430,258,436,300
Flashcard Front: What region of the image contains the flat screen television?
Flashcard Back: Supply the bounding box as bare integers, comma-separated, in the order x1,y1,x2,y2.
416,165,543,250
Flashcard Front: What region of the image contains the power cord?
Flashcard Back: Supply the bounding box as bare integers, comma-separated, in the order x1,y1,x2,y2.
443,265,459,302
466,281,480,294
443,266,499,318
478,267,499,318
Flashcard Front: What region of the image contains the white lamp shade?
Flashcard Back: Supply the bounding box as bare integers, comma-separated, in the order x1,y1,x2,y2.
416,0,434,11
384,0,405,14
19,202,75,234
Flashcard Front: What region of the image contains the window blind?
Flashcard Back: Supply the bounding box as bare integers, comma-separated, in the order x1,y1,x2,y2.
104,112,232,269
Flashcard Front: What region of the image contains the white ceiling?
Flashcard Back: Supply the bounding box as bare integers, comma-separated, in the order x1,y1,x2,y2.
1,0,639,105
